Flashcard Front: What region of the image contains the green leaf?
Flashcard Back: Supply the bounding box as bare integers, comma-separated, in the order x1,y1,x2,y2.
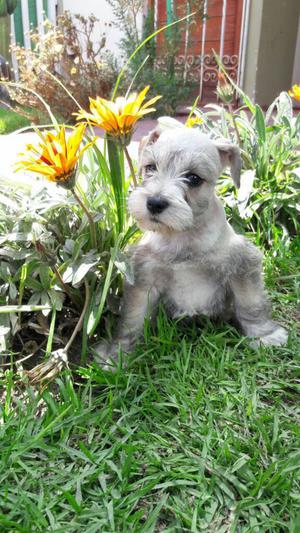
41,292,51,316
48,290,64,311
255,104,266,143
0,232,33,245
237,169,256,218
115,250,135,285
27,292,42,306
0,314,11,352
39,264,50,289
276,91,293,122
62,491,82,514
72,254,99,286
87,235,122,336
107,139,126,234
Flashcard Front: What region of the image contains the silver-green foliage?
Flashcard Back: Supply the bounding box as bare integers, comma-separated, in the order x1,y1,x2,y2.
0,148,135,355
194,91,300,245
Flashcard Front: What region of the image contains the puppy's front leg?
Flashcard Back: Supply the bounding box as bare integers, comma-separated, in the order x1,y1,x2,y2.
94,283,158,368
230,273,288,347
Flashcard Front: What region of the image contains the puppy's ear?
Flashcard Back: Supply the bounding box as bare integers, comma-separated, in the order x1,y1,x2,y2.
138,117,184,158
138,127,161,159
215,141,242,188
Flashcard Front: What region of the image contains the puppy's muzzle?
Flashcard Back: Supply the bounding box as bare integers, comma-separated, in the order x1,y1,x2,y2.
147,196,169,215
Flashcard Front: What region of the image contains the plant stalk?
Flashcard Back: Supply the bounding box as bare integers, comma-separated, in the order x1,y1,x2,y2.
124,145,138,187
228,103,242,147
52,264,81,310
65,279,90,352
72,189,97,249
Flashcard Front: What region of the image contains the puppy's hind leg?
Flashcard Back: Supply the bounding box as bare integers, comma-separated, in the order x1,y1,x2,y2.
230,273,288,347
94,284,158,369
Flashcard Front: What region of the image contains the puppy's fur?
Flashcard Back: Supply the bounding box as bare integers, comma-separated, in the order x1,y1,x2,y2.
95,127,288,367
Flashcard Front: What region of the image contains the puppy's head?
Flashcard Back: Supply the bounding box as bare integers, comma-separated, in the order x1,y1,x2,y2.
128,127,241,233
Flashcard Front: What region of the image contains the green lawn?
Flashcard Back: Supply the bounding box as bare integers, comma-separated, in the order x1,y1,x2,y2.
0,108,30,134
1,245,299,532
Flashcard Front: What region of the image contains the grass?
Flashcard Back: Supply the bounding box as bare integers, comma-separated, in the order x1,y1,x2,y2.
0,108,30,134
0,107,56,134
0,243,299,532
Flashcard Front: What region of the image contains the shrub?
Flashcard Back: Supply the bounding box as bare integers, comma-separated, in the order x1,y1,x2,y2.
0,86,157,374
8,12,117,122
191,85,300,246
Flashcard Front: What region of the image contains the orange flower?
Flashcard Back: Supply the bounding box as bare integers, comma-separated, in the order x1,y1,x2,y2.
217,72,227,87
75,86,161,144
15,124,94,188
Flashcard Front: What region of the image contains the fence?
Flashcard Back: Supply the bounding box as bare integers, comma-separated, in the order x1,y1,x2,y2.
9,0,57,78
152,0,250,101
12,0,57,47
9,0,250,100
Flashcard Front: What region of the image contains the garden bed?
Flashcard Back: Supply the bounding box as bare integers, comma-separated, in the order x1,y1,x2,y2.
0,33,300,530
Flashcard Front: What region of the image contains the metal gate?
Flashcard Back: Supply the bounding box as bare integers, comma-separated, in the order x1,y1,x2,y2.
12,0,57,47
10,0,57,78
152,0,250,102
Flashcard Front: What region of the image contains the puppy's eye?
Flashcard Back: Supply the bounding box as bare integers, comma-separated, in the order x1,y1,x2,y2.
145,164,157,174
185,173,204,187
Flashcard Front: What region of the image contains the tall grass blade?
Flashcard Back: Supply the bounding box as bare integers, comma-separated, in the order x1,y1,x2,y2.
45,306,57,356
112,11,197,99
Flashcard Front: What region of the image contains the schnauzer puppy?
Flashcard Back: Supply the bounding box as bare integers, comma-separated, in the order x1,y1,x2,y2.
95,126,288,367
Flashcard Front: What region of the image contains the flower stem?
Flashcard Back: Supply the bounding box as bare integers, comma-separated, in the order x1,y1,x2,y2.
65,279,90,352
52,264,81,310
72,189,97,249
228,103,242,147
124,145,138,187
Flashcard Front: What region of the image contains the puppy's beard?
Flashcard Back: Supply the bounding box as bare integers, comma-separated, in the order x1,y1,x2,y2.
128,189,193,232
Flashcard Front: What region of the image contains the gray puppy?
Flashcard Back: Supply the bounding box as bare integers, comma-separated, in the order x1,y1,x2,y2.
95,126,288,367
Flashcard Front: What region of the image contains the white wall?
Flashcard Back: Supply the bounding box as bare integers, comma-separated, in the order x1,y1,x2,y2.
59,0,143,58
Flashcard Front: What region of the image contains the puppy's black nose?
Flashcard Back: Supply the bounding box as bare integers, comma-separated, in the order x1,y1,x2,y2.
147,196,169,215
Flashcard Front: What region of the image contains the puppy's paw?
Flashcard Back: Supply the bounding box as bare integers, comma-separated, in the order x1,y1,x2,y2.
250,326,288,348
92,340,119,371
93,340,130,371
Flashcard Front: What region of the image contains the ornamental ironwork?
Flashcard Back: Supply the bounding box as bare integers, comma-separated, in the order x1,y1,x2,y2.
155,54,239,84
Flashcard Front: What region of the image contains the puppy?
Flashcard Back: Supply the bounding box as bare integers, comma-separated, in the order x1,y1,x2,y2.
95,126,288,367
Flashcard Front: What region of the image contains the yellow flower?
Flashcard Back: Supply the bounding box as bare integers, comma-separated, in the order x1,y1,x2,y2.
185,115,203,128
288,84,300,101
15,124,93,188
75,86,161,144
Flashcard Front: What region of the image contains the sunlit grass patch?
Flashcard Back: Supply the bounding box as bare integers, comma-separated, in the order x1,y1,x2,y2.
1,286,299,531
